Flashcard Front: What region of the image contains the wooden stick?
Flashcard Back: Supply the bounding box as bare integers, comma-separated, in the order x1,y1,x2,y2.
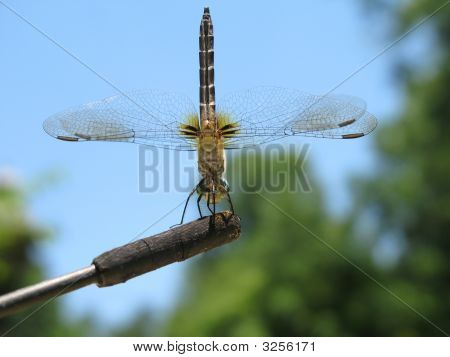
0,212,240,318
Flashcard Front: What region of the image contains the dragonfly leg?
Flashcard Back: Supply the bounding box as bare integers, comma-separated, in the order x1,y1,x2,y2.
206,185,217,216
206,192,214,215
197,193,204,218
226,191,235,215
213,189,216,216
179,186,197,225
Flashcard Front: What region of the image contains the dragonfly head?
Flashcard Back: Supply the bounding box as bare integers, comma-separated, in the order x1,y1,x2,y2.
197,177,230,204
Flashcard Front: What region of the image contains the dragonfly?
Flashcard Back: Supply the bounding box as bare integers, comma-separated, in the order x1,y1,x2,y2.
43,7,377,224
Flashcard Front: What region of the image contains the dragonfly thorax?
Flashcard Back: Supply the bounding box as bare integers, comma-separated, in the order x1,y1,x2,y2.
197,132,226,181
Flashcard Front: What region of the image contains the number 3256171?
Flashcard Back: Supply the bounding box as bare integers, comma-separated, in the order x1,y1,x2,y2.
262,341,315,352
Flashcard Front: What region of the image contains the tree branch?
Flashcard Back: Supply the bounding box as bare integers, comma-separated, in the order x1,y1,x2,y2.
0,212,240,318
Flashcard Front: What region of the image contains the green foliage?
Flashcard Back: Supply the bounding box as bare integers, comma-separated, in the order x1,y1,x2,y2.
166,155,384,336
350,0,450,336
110,311,157,337
0,176,159,336
0,179,93,336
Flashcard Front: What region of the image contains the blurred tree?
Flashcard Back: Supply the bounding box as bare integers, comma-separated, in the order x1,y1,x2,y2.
350,0,450,336
0,175,93,336
0,174,162,336
110,311,157,337
164,1,450,336
165,152,384,336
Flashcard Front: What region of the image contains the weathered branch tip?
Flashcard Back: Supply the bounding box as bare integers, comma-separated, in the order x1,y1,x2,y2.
0,212,241,319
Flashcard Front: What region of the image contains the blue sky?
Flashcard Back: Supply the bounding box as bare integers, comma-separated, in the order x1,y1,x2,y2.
0,0,421,327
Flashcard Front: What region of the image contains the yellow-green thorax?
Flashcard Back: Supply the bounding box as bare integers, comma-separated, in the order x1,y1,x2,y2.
179,112,239,202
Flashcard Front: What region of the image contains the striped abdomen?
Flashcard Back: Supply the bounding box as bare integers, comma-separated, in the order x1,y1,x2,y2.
199,7,215,128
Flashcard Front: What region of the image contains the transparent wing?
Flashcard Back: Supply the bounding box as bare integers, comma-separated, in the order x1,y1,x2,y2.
43,90,198,150
217,87,377,149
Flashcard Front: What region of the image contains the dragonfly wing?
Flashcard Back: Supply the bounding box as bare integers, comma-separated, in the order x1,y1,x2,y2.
216,87,377,149
43,90,198,150
289,94,377,139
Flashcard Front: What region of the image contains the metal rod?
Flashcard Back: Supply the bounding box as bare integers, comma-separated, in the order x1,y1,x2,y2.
0,266,97,318
0,212,240,319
